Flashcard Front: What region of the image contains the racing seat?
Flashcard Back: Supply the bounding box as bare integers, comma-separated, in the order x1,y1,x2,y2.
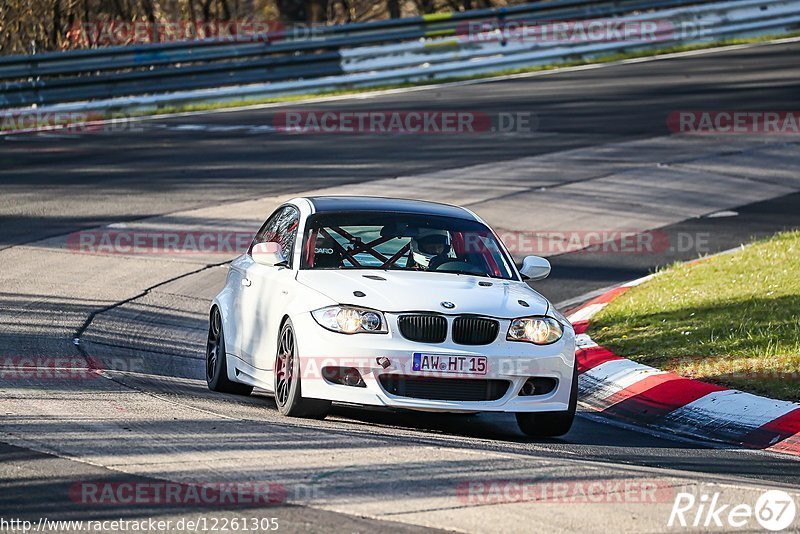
313,235,344,268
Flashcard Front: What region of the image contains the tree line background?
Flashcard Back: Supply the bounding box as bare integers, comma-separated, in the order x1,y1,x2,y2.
1,0,531,55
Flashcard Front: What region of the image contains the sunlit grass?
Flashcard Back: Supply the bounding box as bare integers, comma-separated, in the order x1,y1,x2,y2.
589,230,800,401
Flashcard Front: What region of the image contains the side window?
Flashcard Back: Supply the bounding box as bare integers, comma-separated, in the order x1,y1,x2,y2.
250,206,300,267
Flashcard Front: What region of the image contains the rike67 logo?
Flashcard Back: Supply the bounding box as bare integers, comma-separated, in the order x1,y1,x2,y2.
669,489,797,531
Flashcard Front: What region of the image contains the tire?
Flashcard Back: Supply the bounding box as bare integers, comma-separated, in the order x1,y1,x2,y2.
515,362,578,438
206,307,253,396
274,319,331,419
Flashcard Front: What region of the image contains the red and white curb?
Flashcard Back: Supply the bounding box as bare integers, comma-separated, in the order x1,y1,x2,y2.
567,275,800,457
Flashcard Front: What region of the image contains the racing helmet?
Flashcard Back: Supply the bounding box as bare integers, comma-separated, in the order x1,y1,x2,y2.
410,230,451,268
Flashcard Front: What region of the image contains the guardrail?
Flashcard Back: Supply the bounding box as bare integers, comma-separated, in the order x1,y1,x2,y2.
0,0,797,111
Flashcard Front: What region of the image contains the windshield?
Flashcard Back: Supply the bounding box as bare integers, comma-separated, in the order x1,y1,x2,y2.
301,212,517,280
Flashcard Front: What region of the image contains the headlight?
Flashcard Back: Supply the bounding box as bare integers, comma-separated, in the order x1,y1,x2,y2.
311,306,387,334
507,316,563,345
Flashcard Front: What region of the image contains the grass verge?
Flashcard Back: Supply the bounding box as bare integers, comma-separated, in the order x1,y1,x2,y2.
588,230,800,401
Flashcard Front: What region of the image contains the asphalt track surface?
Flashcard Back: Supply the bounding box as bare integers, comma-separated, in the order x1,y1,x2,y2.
2,40,800,532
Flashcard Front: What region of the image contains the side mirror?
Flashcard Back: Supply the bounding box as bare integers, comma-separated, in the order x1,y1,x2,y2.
520,255,551,281
252,241,287,267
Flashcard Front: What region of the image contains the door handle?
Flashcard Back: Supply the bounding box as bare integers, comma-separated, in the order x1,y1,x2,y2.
241,278,252,287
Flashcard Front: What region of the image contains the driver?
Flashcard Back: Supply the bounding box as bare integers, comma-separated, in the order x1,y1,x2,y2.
410,231,451,270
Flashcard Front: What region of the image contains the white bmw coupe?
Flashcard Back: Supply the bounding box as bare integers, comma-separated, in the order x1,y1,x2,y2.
206,196,576,437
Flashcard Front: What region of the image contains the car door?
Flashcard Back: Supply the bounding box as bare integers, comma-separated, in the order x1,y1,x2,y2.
237,205,300,370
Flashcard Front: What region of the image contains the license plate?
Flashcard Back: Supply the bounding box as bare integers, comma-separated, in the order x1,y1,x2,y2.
412,353,487,375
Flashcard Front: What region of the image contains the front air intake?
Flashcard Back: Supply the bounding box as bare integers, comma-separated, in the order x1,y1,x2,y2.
379,376,509,401
397,314,448,343
452,316,499,345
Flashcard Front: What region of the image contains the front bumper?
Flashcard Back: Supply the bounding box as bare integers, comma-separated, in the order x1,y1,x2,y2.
292,312,576,413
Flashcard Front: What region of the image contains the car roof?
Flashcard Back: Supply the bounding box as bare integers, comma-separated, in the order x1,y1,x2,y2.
305,196,477,221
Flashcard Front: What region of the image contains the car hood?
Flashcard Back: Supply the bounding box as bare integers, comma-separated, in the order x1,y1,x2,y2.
296,269,549,318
